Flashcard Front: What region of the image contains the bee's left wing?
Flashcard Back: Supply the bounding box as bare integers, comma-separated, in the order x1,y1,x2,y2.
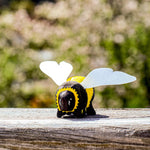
39,61,73,86
81,68,136,89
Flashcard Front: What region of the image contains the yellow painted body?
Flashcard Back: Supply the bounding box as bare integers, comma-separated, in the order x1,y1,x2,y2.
67,76,94,108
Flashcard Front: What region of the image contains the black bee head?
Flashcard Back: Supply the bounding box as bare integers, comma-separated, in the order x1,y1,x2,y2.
58,90,75,111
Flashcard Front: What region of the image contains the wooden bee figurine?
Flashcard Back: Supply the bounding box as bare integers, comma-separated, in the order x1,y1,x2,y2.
40,61,136,118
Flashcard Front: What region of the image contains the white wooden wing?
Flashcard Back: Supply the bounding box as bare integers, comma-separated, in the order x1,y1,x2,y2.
81,68,136,89
39,61,73,86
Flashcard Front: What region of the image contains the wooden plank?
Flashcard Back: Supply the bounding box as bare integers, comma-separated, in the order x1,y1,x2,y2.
0,108,150,150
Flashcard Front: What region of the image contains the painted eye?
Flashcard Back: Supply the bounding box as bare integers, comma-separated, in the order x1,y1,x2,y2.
70,98,72,101
68,100,71,106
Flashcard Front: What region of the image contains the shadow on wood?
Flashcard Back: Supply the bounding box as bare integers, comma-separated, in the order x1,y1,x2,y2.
63,114,109,120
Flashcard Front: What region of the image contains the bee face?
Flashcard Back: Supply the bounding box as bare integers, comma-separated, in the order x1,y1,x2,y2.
55,81,86,114
58,91,75,111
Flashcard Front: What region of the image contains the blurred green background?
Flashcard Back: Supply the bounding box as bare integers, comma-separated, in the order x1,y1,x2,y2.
0,0,150,108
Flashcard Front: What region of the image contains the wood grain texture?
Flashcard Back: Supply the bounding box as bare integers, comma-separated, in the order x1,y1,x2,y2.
0,108,150,150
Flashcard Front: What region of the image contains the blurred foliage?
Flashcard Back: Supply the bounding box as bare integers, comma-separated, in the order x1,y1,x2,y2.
0,0,150,108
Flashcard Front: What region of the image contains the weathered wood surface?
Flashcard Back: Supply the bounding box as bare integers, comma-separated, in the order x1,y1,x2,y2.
0,108,150,150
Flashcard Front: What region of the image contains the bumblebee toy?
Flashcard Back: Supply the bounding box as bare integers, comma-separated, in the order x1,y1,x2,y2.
40,61,136,118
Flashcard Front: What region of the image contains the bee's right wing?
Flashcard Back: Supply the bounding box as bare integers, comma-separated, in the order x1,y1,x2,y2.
39,61,73,86
81,68,136,89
